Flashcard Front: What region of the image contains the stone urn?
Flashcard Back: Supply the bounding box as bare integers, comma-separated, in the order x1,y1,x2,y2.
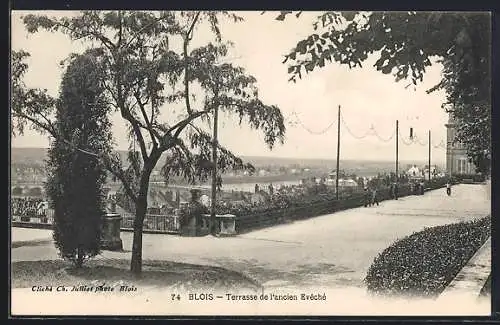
179,190,209,236
101,213,123,251
216,214,237,236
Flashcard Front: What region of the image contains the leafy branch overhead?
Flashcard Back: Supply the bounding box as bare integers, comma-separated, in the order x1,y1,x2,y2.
274,10,491,174
20,11,286,193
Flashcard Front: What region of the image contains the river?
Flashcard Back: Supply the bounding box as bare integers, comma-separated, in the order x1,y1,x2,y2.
201,180,302,193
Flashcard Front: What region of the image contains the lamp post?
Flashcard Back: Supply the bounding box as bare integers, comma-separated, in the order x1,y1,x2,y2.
335,105,341,200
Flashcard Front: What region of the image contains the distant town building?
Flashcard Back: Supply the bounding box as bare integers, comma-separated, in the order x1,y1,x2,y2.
407,165,422,177
258,169,268,176
199,194,210,207
324,171,358,187
338,179,358,187
445,113,476,175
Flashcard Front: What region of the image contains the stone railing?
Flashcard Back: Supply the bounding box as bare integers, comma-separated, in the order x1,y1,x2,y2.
120,213,180,234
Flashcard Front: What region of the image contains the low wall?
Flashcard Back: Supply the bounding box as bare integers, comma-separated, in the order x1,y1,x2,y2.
235,180,446,234
11,221,53,230
11,179,449,235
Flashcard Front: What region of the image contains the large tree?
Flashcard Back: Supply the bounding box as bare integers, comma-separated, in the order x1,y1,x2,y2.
273,11,491,174
46,51,112,267
13,11,285,274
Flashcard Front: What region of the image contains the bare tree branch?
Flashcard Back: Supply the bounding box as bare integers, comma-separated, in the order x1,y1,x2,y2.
187,11,201,40
168,108,212,139
183,39,193,115
104,158,138,203
134,91,159,149
182,12,201,116
16,107,137,202
120,107,149,161
13,111,57,137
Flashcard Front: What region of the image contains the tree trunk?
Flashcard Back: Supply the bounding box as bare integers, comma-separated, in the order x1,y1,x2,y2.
76,247,84,268
130,195,146,275
130,161,156,275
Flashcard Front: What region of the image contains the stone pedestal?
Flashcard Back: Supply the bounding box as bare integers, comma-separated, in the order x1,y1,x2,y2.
217,214,236,236
180,214,210,236
180,215,197,236
101,213,123,251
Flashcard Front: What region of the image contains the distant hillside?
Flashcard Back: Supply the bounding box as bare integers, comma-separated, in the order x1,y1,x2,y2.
10,147,444,171
10,147,49,165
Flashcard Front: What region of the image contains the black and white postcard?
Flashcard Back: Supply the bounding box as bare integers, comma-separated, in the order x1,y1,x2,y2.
9,10,492,316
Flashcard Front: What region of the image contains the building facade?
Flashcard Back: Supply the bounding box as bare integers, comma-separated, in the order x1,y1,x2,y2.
445,113,476,175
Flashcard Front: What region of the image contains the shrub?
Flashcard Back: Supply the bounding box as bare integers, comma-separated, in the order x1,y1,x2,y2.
452,173,486,183
46,52,112,267
365,216,491,297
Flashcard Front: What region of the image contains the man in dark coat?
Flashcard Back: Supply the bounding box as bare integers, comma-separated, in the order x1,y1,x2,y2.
364,187,371,207
268,183,274,196
371,187,379,206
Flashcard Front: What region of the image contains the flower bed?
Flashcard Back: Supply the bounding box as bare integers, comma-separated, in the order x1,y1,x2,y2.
364,215,491,298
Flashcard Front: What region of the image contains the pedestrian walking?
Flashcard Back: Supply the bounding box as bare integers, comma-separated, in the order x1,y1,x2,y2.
446,181,452,196
371,187,379,206
364,187,371,207
268,183,274,196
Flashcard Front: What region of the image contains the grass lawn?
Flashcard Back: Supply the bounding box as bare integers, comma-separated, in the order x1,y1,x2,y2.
11,259,262,292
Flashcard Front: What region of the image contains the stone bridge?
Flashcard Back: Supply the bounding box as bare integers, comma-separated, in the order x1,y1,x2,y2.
11,183,44,197
11,181,253,204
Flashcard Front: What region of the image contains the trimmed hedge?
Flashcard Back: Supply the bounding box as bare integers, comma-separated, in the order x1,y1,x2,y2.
364,215,491,298
452,173,486,183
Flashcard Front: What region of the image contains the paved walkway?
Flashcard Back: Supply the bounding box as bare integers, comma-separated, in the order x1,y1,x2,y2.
12,184,490,292
439,237,491,300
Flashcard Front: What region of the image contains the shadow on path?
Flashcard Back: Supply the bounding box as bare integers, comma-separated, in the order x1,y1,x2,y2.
12,239,53,249
11,259,262,292
204,257,357,289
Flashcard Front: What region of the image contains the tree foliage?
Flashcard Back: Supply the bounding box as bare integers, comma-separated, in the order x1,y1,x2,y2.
45,51,112,267
17,10,286,273
273,11,491,174
11,50,57,136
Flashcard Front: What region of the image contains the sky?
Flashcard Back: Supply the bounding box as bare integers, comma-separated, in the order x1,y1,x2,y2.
11,11,449,163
